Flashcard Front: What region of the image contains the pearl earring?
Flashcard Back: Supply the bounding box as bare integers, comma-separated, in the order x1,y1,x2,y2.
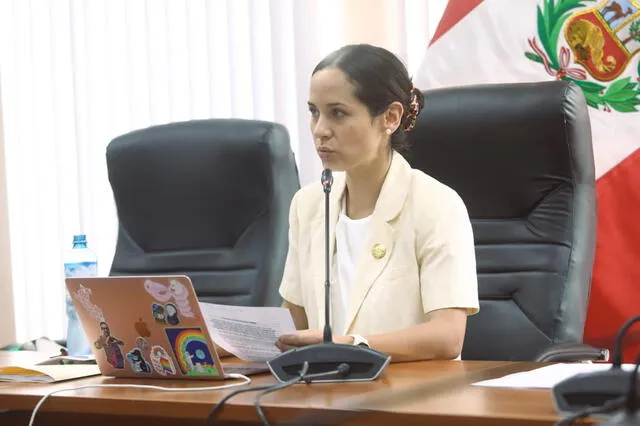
385,129,392,135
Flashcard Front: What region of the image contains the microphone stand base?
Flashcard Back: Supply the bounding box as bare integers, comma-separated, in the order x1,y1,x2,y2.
267,343,391,383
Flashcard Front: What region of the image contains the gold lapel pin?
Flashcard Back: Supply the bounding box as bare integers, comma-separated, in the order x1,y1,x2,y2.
372,243,386,259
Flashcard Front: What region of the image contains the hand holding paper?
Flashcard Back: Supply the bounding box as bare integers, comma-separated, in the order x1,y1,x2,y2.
199,303,296,362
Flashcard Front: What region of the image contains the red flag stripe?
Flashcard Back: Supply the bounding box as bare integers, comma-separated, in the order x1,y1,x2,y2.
585,148,640,363
429,0,485,47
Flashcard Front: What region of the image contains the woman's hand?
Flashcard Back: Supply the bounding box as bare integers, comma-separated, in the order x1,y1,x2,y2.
276,329,354,351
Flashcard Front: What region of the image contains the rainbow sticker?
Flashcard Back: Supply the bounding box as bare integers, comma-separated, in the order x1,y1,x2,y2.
150,345,176,376
160,357,173,372
164,328,218,376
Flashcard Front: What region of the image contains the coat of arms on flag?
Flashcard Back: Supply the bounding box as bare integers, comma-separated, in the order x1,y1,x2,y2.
526,0,640,112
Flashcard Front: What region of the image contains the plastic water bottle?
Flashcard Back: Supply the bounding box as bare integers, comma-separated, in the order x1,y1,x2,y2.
64,234,98,356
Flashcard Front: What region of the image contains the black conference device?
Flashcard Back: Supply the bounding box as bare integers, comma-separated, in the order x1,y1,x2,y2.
554,352,640,425
552,367,636,413
552,315,640,414
267,169,391,383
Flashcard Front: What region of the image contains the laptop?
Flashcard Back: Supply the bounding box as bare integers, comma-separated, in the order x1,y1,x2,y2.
65,275,269,379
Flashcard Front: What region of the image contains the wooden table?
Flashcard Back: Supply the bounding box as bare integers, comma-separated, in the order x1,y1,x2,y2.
0,351,572,425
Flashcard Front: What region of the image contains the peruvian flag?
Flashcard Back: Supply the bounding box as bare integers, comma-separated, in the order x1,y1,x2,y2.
415,0,640,361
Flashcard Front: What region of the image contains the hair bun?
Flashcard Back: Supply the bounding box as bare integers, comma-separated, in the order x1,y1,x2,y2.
411,87,425,112
403,87,425,132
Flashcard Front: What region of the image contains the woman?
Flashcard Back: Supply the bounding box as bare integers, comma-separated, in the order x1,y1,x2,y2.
276,44,479,362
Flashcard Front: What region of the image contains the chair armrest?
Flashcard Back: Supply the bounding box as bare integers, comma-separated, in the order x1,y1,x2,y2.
534,343,610,362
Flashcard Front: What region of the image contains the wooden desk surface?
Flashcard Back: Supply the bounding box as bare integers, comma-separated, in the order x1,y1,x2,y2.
0,351,568,425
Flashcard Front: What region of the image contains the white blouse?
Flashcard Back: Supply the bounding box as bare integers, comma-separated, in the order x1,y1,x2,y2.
331,204,372,335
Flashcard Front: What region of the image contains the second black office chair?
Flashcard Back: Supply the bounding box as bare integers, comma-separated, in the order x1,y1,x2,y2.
106,119,300,307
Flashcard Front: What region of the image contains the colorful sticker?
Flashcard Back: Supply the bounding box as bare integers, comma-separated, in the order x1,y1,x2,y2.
164,303,180,325
167,279,194,317
151,303,166,323
164,328,218,376
134,317,152,338
73,284,105,322
150,345,176,376
94,321,125,369
144,278,195,318
136,336,150,352
126,348,152,373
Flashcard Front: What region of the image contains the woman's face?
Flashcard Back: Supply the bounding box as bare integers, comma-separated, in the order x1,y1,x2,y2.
308,68,389,172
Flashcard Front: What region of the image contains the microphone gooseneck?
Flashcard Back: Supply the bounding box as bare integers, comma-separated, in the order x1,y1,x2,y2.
321,169,333,344
612,315,640,368
321,168,333,194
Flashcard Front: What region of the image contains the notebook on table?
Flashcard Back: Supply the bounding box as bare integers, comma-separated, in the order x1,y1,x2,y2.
65,275,269,380
0,361,100,383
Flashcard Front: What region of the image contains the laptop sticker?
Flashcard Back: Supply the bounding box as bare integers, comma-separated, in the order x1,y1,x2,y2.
164,328,218,376
73,284,105,322
165,303,180,325
150,345,176,376
144,278,195,318
134,317,152,338
126,348,152,373
94,321,125,369
152,303,166,324
136,336,150,353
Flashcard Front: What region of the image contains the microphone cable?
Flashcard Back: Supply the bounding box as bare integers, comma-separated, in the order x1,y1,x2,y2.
206,362,310,423
254,363,350,426
207,363,351,425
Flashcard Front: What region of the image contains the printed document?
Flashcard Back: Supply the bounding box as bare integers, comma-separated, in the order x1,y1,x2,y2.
200,302,296,361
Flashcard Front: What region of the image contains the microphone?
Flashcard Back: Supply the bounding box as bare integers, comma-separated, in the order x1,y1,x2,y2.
267,169,391,383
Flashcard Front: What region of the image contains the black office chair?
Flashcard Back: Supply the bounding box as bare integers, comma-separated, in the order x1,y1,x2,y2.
406,80,605,361
106,119,300,307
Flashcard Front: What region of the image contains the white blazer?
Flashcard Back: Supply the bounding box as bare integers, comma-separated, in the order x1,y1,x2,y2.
279,151,479,336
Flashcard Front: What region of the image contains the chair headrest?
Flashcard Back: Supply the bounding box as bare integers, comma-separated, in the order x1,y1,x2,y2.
405,80,595,219
106,119,291,252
